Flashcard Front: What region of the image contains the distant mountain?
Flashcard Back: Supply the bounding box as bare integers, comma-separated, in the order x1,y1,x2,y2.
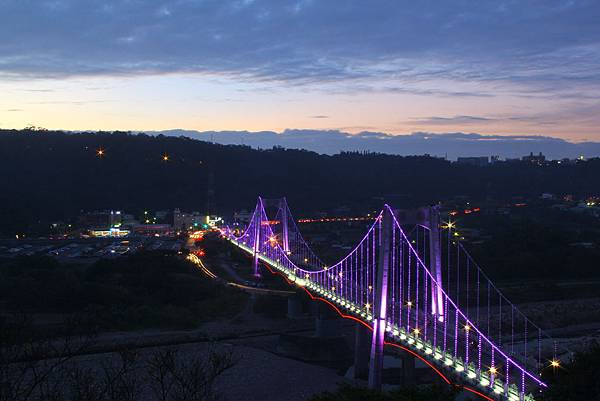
141,129,600,160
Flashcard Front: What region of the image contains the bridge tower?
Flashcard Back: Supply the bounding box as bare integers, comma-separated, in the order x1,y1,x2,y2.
253,197,262,277
367,205,444,390
396,205,444,320
368,207,392,389
427,206,444,318
280,198,290,253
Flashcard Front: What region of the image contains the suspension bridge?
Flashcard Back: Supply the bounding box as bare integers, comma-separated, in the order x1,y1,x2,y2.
221,197,562,401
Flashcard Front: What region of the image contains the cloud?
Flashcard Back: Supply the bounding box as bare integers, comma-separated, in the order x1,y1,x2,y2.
374,86,494,98
310,115,329,119
146,129,600,160
6,108,23,112
25,100,109,106
410,115,495,125
21,89,55,93
406,113,567,127
0,0,598,98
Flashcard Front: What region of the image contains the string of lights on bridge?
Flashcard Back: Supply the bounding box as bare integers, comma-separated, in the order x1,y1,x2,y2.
218,197,566,401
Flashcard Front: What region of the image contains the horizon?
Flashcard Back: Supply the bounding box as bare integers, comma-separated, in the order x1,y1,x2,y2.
146,129,600,160
6,127,598,160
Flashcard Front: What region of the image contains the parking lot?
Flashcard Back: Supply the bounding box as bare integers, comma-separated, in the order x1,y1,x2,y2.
0,237,186,261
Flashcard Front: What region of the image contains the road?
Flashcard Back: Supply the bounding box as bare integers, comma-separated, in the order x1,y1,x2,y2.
187,253,295,296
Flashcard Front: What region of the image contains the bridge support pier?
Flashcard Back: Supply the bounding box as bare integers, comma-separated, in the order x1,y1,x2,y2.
287,293,303,319
400,353,416,386
315,302,342,338
353,322,370,379
253,253,260,277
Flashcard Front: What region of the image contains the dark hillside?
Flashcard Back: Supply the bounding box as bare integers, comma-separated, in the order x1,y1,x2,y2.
1,129,599,234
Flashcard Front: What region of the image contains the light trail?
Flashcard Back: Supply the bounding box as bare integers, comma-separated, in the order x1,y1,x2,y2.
187,252,295,295
186,253,217,279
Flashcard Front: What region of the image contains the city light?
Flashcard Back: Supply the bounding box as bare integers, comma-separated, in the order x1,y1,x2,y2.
489,366,497,375
550,360,561,368
96,148,105,157
162,154,169,161
442,220,456,230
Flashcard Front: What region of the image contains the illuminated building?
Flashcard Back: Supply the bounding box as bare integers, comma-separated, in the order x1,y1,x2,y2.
79,210,122,228
89,227,130,238
522,152,546,165
206,215,223,227
173,209,204,231
173,209,222,231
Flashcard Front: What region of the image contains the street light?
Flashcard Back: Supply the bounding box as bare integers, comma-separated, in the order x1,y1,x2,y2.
442,220,455,230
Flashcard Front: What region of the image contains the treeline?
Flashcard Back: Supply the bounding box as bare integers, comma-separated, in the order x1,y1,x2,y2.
1,129,600,235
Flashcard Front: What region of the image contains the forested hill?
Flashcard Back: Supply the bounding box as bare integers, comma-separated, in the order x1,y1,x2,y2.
1,129,599,234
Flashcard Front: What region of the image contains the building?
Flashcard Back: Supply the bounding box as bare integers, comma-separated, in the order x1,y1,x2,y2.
132,224,173,237
155,210,169,220
89,227,130,238
206,215,223,227
456,156,489,166
522,152,546,164
233,210,253,224
173,209,205,231
79,210,110,229
79,210,123,229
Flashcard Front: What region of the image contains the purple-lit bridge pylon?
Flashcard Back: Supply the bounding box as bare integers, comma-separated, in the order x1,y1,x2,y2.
223,197,558,401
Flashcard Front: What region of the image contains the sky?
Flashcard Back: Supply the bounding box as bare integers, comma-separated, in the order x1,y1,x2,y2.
1,0,600,153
